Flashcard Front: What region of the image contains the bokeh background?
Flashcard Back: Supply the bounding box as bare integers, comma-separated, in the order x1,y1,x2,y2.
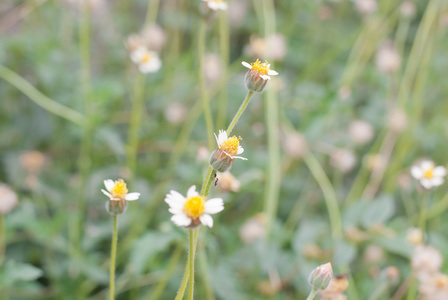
1,0,448,299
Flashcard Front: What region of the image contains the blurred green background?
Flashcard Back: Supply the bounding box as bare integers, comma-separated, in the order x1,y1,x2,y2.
1,0,448,299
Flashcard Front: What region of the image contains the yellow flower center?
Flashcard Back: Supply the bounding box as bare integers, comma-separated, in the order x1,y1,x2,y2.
220,136,240,157
211,0,222,2
436,275,448,288
141,53,151,63
250,59,270,76
183,196,205,219
423,168,434,179
110,179,128,200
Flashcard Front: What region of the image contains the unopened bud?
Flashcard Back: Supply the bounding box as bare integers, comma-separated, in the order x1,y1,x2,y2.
209,149,234,172
309,262,333,291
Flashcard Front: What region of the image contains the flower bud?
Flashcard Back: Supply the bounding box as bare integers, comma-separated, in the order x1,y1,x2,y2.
106,199,128,216
209,149,234,172
242,60,278,93
309,262,333,291
210,130,247,172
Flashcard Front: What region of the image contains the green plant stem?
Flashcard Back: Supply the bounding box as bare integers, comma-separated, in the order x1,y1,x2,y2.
306,288,318,300
145,0,160,25
226,91,255,135
216,9,229,130
109,215,118,300
175,229,198,300
368,280,389,300
0,214,5,268
418,192,430,238
406,275,417,300
188,229,197,300
198,18,214,150
0,65,85,125
127,73,146,182
304,154,343,240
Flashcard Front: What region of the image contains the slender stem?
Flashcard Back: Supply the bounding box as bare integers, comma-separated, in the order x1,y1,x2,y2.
127,73,146,182
198,18,214,150
145,0,160,25
188,229,197,300
175,230,198,300
216,9,229,130
406,275,417,300
304,153,343,239
306,288,318,300
226,91,255,135
418,192,430,239
109,215,118,300
0,65,85,125
0,214,5,268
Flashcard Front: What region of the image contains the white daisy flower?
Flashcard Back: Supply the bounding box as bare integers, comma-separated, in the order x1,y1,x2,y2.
203,0,228,11
214,130,247,160
130,46,162,74
165,185,224,228
242,59,278,80
411,160,446,189
101,179,140,201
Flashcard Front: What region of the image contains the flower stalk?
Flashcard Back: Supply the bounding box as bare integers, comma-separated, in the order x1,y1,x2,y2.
306,288,318,300
109,215,118,300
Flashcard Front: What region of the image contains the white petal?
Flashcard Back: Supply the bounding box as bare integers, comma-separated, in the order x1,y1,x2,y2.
431,177,444,187
433,166,447,177
204,198,224,214
420,179,433,189
187,185,198,198
268,70,278,76
233,156,248,160
218,2,228,10
237,146,244,155
200,214,214,228
171,213,192,227
241,61,252,69
101,189,112,198
165,190,186,209
139,57,162,73
125,192,140,201
104,179,115,192
214,132,221,147
207,1,219,10
130,47,146,63
411,166,422,179
260,74,271,80
218,130,228,145
169,207,184,215
421,160,434,171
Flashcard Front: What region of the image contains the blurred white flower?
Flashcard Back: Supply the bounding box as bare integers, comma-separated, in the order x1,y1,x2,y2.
245,34,287,61
338,86,351,100
228,0,248,27
20,151,46,174
412,245,443,276
197,147,210,163
130,47,162,74
364,245,384,263
203,54,223,83
376,41,401,74
349,120,374,145
203,0,227,11
355,0,377,16
282,131,309,159
411,160,446,189
0,184,18,214
165,102,187,124
330,149,357,173
407,227,423,245
240,214,266,244
388,108,408,133
419,272,448,300
217,171,241,192
140,24,166,52
400,1,416,18
165,185,224,228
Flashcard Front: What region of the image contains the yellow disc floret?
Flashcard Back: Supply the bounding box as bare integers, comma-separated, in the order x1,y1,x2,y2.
251,59,270,76
183,196,205,219
423,168,434,179
220,136,240,157
141,53,151,63
110,179,128,200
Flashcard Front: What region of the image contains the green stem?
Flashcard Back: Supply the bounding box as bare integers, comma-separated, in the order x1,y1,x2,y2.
406,275,417,300
188,229,197,300
127,73,146,182
198,18,214,150
109,215,118,300
226,91,255,135
216,9,229,130
0,214,5,268
304,154,343,240
175,230,198,300
306,288,318,300
145,0,160,25
0,64,85,125
418,192,430,239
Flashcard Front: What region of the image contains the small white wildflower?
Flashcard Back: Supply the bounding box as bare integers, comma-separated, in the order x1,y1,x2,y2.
130,47,162,74
411,160,446,189
165,185,224,228
0,184,18,214
203,0,228,11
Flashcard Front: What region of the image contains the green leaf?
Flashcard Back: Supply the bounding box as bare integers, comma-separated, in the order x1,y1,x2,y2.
361,195,395,228
0,260,43,288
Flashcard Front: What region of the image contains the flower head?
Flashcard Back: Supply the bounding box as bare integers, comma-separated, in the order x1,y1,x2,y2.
209,130,247,172
102,179,140,215
0,184,18,214
309,262,333,291
130,46,162,74
411,160,446,189
165,185,224,228
242,59,278,92
202,0,228,11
